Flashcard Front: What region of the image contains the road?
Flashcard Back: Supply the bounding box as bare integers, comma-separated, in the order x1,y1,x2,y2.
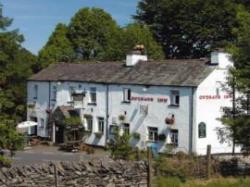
5,145,110,167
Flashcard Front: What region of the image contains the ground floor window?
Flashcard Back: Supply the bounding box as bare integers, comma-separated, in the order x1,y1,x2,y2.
148,127,158,141
198,122,206,138
85,115,93,132
170,129,178,146
98,117,104,133
123,123,130,135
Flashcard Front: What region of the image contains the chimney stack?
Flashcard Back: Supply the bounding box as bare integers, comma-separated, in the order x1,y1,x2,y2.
210,49,233,69
126,45,148,66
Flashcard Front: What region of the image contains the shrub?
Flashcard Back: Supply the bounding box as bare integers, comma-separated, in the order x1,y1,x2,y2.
158,134,166,141
64,116,82,126
132,132,140,140
0,156,11,168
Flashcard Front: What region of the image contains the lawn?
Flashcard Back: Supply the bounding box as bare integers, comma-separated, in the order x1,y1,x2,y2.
154,177,250,187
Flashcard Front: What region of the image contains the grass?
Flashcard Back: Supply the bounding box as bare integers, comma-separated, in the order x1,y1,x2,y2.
154,177,250,187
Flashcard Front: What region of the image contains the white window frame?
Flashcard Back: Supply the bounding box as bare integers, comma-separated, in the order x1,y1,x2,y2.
170,129,178,146
34,85,38,99
89,87,97,104
170,90,180,106
98,117,104,133
123,88,131,103
85,115,93,132
148,127,158,142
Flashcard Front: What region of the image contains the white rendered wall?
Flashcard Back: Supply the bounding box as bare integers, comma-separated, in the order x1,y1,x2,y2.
108,85,194,153
27,81,107,146
195,68,241,155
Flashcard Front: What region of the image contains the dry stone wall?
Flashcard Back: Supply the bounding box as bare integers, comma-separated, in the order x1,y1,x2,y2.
0,159,148,187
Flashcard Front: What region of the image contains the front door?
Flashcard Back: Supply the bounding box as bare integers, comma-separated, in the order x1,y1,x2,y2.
55,124,64,144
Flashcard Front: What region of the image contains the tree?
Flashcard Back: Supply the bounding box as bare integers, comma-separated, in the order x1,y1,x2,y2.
38,8,164,66
121,24,164,60
134,0,239,58
38,23,75,68
220,6,250,153
0,4,36,124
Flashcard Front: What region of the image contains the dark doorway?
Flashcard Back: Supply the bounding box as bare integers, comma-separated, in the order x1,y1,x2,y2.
55,124,64,144
30,117,38,136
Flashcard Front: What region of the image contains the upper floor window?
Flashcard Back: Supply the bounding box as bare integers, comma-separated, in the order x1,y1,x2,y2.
85,115,93,132
89,87,96,104
198,122,206,138
170,129,178,146
170,90,180,106
97,117,104,133
148,127,158,142
52,86,57,101
123,88,131,103
33,85,38,99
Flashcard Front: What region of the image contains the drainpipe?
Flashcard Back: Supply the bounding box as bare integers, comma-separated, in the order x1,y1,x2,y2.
105,84,110,147
189,87,195,154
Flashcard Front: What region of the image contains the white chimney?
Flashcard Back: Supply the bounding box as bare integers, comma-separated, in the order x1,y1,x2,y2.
211,50,233,69
126,45,148,66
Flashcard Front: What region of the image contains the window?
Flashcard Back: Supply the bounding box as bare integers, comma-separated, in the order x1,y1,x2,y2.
69,86,75,101
198,122,206,138
90,87,97,104
33,85,38,99
98,117,104,133
148,127,158,141
123,88,131,103
85,115,93,132
170,90,180,106
40,118,45,129
52,86,57,101
123,123,130,135
170,129,178,146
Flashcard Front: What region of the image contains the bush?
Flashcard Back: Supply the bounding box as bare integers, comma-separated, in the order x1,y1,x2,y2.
0,155,11,168
132,132,140,140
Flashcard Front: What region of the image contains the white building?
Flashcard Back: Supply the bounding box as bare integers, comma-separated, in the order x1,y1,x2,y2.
26,50,240,155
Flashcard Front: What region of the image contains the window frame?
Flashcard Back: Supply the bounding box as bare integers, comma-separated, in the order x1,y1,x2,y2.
85,115,93,132
123,88,131,103
97,117,104,134
170,90,180,106
198,122,206,138
170,129,178,147
89,87,97,105
148,127,158,142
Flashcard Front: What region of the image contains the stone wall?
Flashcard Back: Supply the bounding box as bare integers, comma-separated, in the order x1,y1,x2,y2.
0,159,148,187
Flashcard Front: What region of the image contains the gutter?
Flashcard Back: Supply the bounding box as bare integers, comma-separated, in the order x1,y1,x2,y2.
105,84,109,147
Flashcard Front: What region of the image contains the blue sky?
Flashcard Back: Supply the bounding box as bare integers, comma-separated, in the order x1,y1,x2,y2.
1,0,139,54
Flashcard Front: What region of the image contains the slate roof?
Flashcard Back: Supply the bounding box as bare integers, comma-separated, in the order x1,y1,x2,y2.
29,59,215,87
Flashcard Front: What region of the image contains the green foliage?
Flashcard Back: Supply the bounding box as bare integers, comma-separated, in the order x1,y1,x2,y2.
220,6,250,153
0,124,24,152
109,127,133,160
64,116,81,126
0,155,11,168
38,23,75,68
158,134,166,141
0,5,37,123
38,8,163,67
131,132,141,140
134,0,242,58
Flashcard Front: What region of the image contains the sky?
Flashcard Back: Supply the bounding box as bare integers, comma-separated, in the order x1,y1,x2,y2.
1,0,139,55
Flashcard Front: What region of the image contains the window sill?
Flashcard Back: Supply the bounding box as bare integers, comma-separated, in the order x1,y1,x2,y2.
122,101,131,104
88,103,97,106
169,104,179,108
